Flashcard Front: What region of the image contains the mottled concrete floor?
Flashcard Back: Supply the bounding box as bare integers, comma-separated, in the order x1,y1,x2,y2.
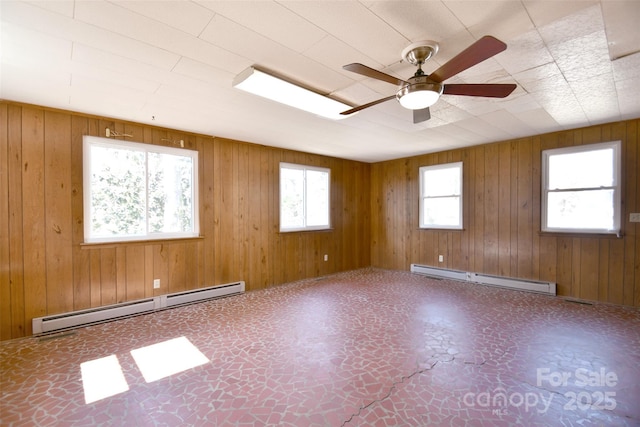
1,268,639,426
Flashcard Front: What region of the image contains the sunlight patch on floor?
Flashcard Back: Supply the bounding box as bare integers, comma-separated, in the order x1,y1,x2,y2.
130,336,209,383
80,354,129,404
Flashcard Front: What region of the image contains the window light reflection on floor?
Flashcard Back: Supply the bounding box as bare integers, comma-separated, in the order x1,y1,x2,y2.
130,336,209,383
80,354,129,404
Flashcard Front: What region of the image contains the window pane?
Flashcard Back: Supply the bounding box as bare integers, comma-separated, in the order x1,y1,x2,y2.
306,169,329,227
547,190,614,230
84,136,198,243
423,197,460,226
280,167,305,229
148,153,194,234
548,148,613,189
89,145,146,238
423,167,461,197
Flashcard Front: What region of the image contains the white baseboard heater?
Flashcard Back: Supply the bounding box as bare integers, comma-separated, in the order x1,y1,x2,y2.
410,264,556,295
32,281,245,335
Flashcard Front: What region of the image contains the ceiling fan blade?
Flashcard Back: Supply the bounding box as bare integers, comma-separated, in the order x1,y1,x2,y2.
428,36,507,83
443,83,517,98
413,108,430,123
343,63,408,87
340,95,397,115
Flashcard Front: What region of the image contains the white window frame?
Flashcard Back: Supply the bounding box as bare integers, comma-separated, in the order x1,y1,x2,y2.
419,161,463,230
279,162,331,232
83,135,199,243
541,141,621,235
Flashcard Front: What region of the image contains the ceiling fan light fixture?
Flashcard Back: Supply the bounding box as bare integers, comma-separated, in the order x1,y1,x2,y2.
233,67,352,120
397,81,443,110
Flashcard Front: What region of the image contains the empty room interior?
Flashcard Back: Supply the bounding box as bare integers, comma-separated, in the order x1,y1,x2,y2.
1,0,640,425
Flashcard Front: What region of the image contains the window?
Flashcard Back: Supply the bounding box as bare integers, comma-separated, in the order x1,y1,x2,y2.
83,136,199,243
419,162,463,229
280,162,330,232
542,141,621,234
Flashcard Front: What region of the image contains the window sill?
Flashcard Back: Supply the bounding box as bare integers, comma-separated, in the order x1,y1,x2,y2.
538,231,623,239
80,236,205,249
279,228,333,234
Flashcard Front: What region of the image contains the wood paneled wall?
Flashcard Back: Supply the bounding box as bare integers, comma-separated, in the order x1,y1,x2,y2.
371,119,640,307
0,102,371,340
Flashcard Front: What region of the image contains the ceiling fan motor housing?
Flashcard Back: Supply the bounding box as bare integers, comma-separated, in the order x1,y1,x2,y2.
396,76,443,110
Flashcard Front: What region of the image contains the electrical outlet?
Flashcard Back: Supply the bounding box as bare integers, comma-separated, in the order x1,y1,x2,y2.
630,213,640,223
153,279,160,289
324,254,328,262
438,255,444,263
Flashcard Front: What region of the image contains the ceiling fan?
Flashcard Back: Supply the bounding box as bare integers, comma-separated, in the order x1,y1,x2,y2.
341,35,517,123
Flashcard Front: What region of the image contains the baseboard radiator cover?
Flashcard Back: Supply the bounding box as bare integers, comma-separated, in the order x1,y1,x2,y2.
32,281,245,335
410,264,556,295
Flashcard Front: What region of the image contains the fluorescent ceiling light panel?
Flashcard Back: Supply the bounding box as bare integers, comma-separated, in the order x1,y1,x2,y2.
233,67,351,120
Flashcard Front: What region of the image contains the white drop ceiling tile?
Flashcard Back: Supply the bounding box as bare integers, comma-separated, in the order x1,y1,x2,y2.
611,51,640,82
75,0,245,73
442,95,505,117
548,30,611,77
24,0,74,17
494,30,553,75
430,102,473,124
71,73,150,107
1,63,71,103
71,92,146,124
479,109,535,137
70,61,160,95
615,76,640,119
432,123,485,143
523,0,597,28
537,4,604,46
199,14,287,69
366,1,465,41
513,63,563,93
332,81,383,106
171,57,235,87
530,90,588,127
196,0,326,53
570,74,620,122
279,0,409,66
511,108,559,133
452,116,514,141
303,35,383,80
2,0,180,70
501,92,544,114
115,1,215,37
448,1,534,41
156,73,221,103
71,43,172,85
601,0,640,60
2,22,72,66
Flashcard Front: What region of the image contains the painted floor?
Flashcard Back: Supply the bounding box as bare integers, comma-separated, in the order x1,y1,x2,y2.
1,268,639,426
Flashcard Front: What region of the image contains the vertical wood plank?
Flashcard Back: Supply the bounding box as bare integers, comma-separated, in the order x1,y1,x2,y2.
516,138,533,278
71,115,91,311
7,105,25,337
0,103,11,340
22,107,47,331
579,238,599,301
484,143,499,275
498,142,511,277
100,247,117,305
126,245,145,301
623,122,637,306
44,110,73,314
